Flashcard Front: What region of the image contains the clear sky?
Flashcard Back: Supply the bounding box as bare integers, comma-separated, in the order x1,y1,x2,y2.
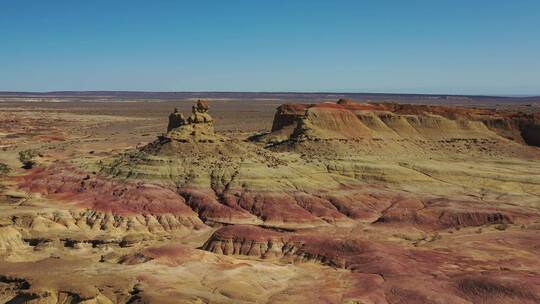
1,0,539,95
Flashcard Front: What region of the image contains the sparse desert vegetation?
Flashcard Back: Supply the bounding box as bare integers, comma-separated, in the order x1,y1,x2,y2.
18,149,39,169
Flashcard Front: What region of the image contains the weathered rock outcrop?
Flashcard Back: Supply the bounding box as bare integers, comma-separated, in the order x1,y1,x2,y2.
202,225,441,274
162,100,220,143
292,104,374,140
262,100,540,147
373,198,522,230
167,107,187,131
17,164,206,232
0,227,28,253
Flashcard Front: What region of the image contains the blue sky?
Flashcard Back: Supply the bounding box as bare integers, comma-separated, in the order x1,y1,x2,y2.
1,1,539,95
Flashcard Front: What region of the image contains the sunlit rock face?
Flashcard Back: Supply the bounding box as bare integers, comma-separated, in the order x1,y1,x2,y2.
163,99,221,143
263,100,540,147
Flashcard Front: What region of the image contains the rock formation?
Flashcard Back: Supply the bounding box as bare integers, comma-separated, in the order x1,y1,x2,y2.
188,99,213,124
262,100,540,148
167,107,186,131
162,99,219,142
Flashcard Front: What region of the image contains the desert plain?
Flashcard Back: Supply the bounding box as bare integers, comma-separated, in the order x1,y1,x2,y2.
0,92,539,303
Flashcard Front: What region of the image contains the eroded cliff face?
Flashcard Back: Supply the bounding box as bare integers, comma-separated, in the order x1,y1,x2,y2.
2,100,540,303
202,224,540,304
266,100,540,148
481,113,540,146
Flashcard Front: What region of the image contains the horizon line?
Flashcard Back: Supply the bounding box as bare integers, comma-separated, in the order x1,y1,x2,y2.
1,90,539,99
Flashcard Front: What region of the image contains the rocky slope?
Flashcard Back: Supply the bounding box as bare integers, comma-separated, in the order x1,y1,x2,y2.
261,99,540,148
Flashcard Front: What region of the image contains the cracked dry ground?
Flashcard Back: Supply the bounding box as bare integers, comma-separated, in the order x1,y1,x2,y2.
1,100,540,304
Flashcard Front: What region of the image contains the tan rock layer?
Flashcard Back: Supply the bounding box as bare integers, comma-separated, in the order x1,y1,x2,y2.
268,100,540,146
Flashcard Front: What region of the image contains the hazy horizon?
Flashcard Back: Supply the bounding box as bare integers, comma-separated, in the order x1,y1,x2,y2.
1,90,539,98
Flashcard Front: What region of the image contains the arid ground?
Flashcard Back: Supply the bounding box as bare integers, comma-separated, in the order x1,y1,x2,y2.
1,93,539,303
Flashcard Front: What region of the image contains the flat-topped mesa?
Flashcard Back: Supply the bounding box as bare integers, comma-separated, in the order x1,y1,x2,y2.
261,99,540,147
163,100,219,143
270,101,383,131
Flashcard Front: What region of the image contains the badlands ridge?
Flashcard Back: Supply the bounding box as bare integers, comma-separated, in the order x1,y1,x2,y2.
0,99,539,303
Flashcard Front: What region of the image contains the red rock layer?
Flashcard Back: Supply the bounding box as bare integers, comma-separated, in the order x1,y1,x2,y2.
269,100,540,146
203,225,540,303
18,165,198,218
17,165,536,232
373,198,529,230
